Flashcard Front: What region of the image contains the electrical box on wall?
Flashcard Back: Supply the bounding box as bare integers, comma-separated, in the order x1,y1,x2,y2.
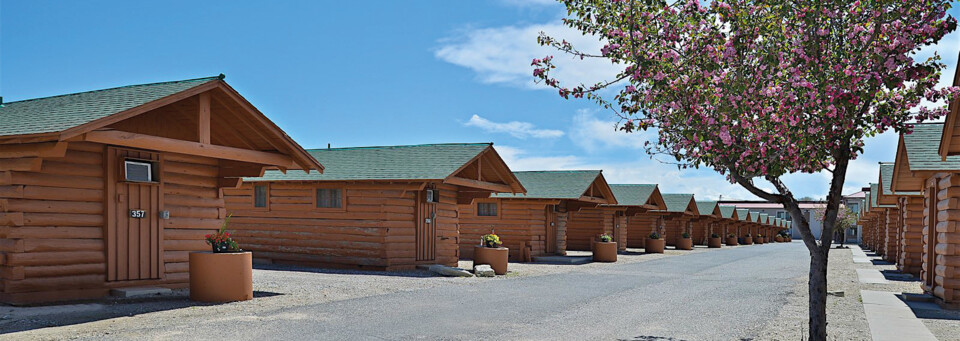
425,189,436,203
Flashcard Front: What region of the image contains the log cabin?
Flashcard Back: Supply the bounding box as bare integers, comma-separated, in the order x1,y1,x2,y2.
892,129,940,277
735,208,753,238
0,75,324,304
225,143,525,271
609,184,668,249
890,122,960,306
879,163,917,264
654,194,700,246
533,171,621,252
867,183,895,257
716,205,740,240
691,201,721,245
458,170,616,261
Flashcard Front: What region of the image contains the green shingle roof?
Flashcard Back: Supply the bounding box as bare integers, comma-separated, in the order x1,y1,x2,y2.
0,76,220,137
869,183,893,208
879,163,921,197
494,170,602,200
608,184,657,206
757,213,769,224
695,201,719,216
658,194,696,214
246,143,492,181
719,205,737,219
736,209,751,221
903,123,960,171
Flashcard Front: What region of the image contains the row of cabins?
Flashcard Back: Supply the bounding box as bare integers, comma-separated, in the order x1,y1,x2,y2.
0,77,789,304
861,61,960,307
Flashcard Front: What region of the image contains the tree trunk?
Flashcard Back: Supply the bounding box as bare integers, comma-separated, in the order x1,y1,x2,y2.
808,248,829,341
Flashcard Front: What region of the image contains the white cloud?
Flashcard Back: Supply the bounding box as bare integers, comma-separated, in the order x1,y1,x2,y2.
569,109,652,152
435,22,623,89
464,114,564,138
495,145,581,170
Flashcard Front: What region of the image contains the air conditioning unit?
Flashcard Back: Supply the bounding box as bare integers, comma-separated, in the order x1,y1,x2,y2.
425,189,436,203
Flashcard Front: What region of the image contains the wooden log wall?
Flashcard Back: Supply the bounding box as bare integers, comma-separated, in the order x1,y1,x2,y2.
662,215,688,246
459,199,550,261
225,182,461,270
899,196,923,276
924,174,960,303
884,207,901,262
0,142,223,304
566,208,614,251
626,213,658,248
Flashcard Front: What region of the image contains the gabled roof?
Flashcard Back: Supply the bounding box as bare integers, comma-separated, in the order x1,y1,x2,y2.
879,162,920,205
246,143,524,193
719,205,738,220
774,218,782,227
756,213,768,224
0,76,218,137
493,170,613,202
656,194,699,215
901,123,960,171
695,201,721,217
939,49,960,159
608,184,666,209
0,75,321,171
736,209,751,221
870,183,893,208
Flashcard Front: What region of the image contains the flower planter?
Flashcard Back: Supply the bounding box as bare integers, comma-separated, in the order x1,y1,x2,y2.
708,237,723,248
189,251,253,303
676,238,693,250
646,238,665,253
592,241,618,262
726,237,738,246
473,246,508,275
775,236,784,242
743,237,754,245
756,237,765,244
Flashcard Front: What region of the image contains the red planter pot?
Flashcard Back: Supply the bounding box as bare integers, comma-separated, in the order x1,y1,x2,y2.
592,241,618,262
646,238,665,253
743,237,754,245
676,238,693,250
189,251,253,303
726,237,739,246
708,237,723,248
474,246,509,275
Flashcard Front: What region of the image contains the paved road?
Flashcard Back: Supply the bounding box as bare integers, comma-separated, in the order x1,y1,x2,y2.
218,243,809,340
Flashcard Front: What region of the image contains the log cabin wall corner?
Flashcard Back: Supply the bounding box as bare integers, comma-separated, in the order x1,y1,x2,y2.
0,75,322,304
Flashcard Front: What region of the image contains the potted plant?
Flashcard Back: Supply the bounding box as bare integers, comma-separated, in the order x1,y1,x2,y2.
592,233,617,262
474,232,508,275
189,216,253,303
646,231,665,253
756,233,765,244
726,233,738,246
743,233,754,245
709,233,723,248
677,231,693,250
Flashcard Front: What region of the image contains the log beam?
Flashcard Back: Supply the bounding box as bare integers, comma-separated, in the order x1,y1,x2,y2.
198,93,211,144
82,130,300,169
0,142,67,159
0,158,42,172
444,176,513,193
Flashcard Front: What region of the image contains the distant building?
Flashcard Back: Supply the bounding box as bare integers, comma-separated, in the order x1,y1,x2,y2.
843,190,867,244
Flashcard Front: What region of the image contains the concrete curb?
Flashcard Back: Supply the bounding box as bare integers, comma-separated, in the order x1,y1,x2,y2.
861,290,937,341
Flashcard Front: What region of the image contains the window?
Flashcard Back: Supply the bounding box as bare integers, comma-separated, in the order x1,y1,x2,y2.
477,202,498,217
849,203,859,214
124,160,153,182
254,185,268,208
317,188,342,208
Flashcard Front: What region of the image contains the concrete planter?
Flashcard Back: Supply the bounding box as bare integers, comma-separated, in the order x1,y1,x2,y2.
743,237,754,245
646,238,665,253
189,251,253,303
592,241,618,262
726,237,739,246
676,238,693,250
756,237,765,244
708,237,722,248
474,246,509,275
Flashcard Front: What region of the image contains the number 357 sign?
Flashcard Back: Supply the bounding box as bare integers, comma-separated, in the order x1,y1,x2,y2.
130,210,146,219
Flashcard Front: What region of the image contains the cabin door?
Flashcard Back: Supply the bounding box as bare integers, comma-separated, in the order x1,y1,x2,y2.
926,186,938,288
106,147,163,281
545,206,557,254
416,190,437,261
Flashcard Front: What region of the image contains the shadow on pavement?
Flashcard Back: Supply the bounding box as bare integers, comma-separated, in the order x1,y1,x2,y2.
255,263,439,278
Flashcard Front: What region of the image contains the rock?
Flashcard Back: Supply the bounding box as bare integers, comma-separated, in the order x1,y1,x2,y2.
474,265,496,277
828,291,845,297
427,264,474,277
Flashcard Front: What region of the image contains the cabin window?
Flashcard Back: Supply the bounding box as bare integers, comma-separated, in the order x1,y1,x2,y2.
254,185,268,208
317,188,342,208
477,202,498,217
124,160,154,182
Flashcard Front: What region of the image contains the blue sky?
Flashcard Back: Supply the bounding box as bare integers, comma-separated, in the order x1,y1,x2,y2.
2,0,958,200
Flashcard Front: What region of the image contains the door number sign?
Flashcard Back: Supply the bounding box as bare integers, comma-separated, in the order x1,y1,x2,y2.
130,210,146,219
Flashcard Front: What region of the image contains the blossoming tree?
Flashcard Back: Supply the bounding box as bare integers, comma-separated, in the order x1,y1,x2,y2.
532,0,956,339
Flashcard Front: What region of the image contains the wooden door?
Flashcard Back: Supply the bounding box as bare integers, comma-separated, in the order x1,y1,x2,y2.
106,147,163,281
416,190,437,261
926,186,938,287
545,206,557,254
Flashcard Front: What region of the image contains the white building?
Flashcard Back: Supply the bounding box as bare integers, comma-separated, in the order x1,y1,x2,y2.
720,191,864,242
